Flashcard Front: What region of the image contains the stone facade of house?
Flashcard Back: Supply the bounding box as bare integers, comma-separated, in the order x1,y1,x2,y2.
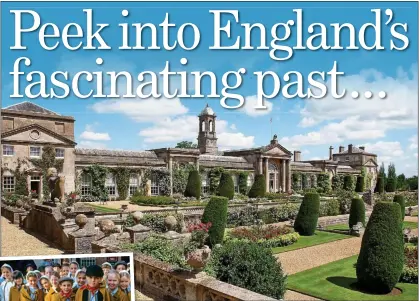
1,102,378,200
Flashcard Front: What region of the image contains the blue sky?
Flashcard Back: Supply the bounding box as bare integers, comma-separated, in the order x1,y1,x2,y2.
1,1,418,176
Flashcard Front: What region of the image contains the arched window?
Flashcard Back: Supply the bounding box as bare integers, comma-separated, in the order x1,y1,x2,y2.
201,121,206,132
269,162,278,171
209,120,213,132
81,173,92,196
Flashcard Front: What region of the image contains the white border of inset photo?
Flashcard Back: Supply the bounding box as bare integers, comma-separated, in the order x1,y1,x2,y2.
0,252,135,301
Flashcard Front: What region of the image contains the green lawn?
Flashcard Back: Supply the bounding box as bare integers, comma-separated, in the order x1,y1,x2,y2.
287,255,418,301
326,221,417,231
85,203,121,213
272,231,350,254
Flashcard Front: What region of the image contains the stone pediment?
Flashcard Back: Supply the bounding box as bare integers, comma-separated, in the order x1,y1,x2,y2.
364,159,378,167
264,144,292,157
2,124,76,146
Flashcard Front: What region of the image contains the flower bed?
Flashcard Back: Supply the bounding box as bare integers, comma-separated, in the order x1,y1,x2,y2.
400,245,418,283
227,224,300,248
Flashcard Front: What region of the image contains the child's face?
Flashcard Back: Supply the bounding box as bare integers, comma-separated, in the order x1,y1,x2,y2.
1,269,12,280
119,277,129,290
60,281,72,294
61,266,69,277
106,274,118,290
28,277,37,288
53,267,60,273
15,278,23,286
40,279,50,290
87,276,102,288
102,267,110,275
115,265,125,272
27,267,34,273
45,267,54,278
69,264,78,275
50,276,59,288
77,273,86,286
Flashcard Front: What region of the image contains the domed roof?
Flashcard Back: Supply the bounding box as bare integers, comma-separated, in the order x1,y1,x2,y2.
200,104,215,116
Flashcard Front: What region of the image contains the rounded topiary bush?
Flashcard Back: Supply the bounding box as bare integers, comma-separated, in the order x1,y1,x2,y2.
201,196,228,245
375,177,385,194
393,194,405,221
294,192,320,236
248,174,266,198
344,175,354,191
184,170,201,199
209,240,286,299
356,202,404,294
349,197,366,228
217,172,234,200
355,176,365,193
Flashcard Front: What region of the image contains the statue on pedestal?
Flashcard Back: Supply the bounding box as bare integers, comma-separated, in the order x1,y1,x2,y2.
47,167,65,202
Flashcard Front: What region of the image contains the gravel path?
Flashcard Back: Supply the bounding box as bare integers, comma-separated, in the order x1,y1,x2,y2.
277,236,362,275
285,290,321,301
405,216,418,223
1,217,64,256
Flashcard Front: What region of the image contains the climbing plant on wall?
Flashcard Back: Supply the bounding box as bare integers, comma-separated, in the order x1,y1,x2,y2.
310,174,317,188
301,173,308,189
142,168,171,196
172,163,196,194
207,167,225,194
30,145,64,198
83,164,109,200
317,173,331,193
332,175,344,191
1,158,28,196
112,167,131,200
292,172,302,191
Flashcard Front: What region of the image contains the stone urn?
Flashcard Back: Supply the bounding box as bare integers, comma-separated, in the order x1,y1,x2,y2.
186,245,211,272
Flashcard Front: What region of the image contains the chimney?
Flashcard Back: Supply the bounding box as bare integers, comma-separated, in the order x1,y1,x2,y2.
339,146,345,153
359,146,365,151
348,144,353,153
294,150,301,162
329,146,333,160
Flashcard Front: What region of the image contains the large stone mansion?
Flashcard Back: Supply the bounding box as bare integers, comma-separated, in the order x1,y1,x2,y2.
1,102,378,200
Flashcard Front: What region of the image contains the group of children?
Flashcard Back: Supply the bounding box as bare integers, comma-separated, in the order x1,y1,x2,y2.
0,260,132,301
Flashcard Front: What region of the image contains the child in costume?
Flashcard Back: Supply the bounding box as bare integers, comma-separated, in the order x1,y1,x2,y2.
9,271,24,301
44,273,60,301
68,264,78,281
117,272,130,301
100,264,112,278
0,264,14,301
59,266,68,280
75,266,110,301
20,272,43,301
113,263,126,274
51,277,74,301
72,271,86,294
52,264,60,275
106,271,128,301
39,276,51,296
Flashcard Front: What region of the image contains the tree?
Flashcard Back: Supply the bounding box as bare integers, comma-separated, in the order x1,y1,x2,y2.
349,197,366,228
387,163,396,179
248,175,266,198
175,141,197,148
217,172,235,200
379,163,386,179
396,174,407,191
184,170,201,199
356,202,404,293
201,196,228,245
294,192,320,236
407,176,418,190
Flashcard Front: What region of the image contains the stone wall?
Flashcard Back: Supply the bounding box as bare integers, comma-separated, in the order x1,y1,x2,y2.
1,206,27,224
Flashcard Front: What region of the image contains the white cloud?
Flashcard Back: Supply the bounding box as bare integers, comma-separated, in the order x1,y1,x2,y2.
363,141,404,158
230,124,237,130
409,135,418,150
77,141,108,149
298,65,417,131
90,98,188,122
80,131,111,141
239,95,274,117
138,115,254,150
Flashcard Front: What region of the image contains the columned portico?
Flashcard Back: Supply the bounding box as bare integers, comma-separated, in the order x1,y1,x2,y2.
262,158,292,193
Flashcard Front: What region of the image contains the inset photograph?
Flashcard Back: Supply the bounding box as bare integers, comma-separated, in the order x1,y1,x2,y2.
0,253,134,301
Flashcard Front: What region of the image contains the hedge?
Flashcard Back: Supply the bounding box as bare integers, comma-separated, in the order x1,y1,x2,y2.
393,194,406,221
184,170,201,198
294,192,320,236
217,173,235,200
343,175,354,191
356,202,404,293
355,176,365,192
349,197,366,228
201,196,228,245
248,174,266,198
375,177,385,194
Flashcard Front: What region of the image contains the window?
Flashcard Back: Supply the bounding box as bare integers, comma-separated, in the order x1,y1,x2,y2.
55,148,65,158
105,173,116,196
3,176,15,193
30,146,41,157
151,173,159,196
55,122,65,134
3,145,14,156
202,173,209,194
129,174,139,196
81,173,92,196
233,174,239,193
79,258,96,268
345,156,349,161
247,174,254,187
